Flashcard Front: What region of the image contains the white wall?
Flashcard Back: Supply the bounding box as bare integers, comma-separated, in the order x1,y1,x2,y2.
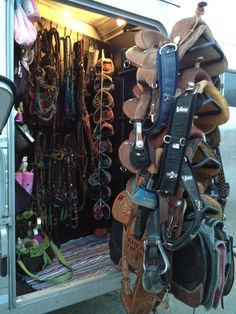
176,0,236,70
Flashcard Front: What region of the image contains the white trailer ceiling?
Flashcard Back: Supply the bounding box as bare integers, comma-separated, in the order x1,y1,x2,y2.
36,0,137,41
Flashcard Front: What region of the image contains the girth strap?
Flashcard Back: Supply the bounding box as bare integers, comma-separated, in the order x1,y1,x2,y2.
161,157,203,251
158,88,197,196
143,42,178,135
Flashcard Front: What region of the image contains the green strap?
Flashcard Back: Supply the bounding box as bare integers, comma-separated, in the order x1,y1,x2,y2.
17,240,73,284
43,250,52,267
16,209,35,221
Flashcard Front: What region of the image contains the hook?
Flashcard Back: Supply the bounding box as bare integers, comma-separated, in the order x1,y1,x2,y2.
77,32,79,41
40,17,46,28
89,37,95,48
64,27,67,37
50,20,52,29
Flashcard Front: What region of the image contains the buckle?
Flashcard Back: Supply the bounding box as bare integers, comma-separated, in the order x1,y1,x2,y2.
163,135,186,148
159,42,177,55
134,121,144,151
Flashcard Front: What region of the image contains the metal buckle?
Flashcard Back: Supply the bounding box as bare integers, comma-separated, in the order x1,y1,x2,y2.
163,135,171,144
182,81,198,96
123,60,131,69
134,121,144,151
159,42,177,55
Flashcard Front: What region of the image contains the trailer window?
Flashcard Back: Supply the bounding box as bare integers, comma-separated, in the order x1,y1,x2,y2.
223,69,236,107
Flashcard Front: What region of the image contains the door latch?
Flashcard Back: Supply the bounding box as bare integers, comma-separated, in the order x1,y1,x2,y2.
0,224,8,277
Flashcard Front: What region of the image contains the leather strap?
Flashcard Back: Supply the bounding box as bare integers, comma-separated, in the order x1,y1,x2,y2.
49,132,67,231
64,133,79,228
76,120,89,212
74,40,94,150
63,35,77,120
48,27,61,79
34,131,48,227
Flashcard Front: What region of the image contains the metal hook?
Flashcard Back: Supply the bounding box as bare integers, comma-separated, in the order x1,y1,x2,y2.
143,239,170,274
64,27,67,38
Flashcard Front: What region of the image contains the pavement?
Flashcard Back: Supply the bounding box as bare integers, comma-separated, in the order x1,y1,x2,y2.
49,107,236,314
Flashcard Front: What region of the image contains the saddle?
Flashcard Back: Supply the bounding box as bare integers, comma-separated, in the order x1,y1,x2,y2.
110,2,234,313
112,177,168,314
125,2,227,77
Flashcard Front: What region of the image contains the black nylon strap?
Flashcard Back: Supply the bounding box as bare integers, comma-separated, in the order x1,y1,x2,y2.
143,43,178,135
158,90,197,196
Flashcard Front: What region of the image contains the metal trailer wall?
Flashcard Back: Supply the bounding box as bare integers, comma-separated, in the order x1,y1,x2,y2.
0,0,16,313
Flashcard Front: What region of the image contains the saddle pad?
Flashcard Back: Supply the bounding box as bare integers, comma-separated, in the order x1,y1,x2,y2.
194,80,229,133
198,219,228,310
171,232,207,308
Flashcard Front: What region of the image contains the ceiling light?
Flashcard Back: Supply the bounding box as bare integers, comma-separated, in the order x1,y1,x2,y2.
63,10,72,18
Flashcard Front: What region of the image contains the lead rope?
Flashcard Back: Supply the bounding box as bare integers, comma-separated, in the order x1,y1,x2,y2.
34,131,48,228
63,133,79,228
76,119,88,213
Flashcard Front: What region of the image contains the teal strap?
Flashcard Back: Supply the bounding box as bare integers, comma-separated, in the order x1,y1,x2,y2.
17,240,73,284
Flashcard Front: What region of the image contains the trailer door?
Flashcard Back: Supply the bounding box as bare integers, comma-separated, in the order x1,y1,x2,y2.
0,0,16,313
